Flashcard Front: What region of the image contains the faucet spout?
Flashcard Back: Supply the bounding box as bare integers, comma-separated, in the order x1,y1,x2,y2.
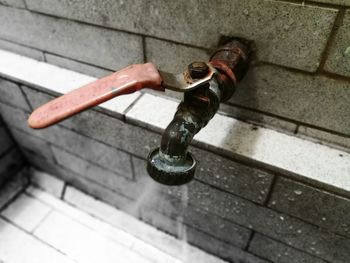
147,39,252,185
148,79,221,185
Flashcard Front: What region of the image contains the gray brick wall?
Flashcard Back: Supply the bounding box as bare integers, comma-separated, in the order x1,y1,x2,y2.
1,79,349,262
0,1,350,261
0,0,347,149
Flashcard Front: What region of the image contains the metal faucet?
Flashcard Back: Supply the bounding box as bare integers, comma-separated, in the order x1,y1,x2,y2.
28,39,252,186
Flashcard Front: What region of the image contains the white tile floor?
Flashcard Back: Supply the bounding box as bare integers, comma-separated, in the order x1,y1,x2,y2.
0,179,226,263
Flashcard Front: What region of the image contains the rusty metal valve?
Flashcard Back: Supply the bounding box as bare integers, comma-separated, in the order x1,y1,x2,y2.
28,39,252,186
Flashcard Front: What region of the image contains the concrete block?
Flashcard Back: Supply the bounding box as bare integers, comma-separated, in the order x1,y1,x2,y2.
0,0,25,8
58,106,161,159
298,125,350,152
145,38,209,74
127,93,350,196
131,155,350,262
51,146,137,195
0,126,14,156
2,193,52,232
191,147,274,203
25,0,337,71
0,50,96,97
157,179,350,262
10,128,55,162
2,91,134,177
45,53,113,78
21,85,56,108
141,208,268,263
1,57,140,119
0,102,29,132
132,155,257,249
28,156,134,211
50,127,134,178
249,233,327,263
325,10,350,78
22,149,63,176
132,157,260,250
0,218,75,263
187,227,268,263
268,177,350,237
139,200,252,250
41,128,134,179
230,64,350,135
26,122,133,178
219,103,298,134
30,168,65,198
0,39,45,61
0,6,143,70
0,78,30,111
312,0,350,7
126,93,178,133
34,211,152,263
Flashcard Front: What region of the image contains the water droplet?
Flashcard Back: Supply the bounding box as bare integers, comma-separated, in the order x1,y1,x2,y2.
288,197,295,202
297,229,302,234
271,201,276,205
280,216,285,221
294,190,302,195
322,217,326,221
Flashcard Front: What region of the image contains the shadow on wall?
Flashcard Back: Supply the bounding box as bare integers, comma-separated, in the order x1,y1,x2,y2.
0,114,26,187
222,66,260,159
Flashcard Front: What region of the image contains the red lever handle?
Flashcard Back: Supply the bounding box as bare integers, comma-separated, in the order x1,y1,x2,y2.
28,63,163,129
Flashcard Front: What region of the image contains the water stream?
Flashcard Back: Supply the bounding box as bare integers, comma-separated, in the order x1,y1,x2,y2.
177,185,189,262
125,177,191,262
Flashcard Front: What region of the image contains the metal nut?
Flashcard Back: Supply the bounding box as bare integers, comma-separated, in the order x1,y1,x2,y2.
188,62,209,79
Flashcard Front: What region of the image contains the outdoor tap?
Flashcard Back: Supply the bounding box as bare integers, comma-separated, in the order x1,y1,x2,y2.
27,39,252,186
147,39,252,185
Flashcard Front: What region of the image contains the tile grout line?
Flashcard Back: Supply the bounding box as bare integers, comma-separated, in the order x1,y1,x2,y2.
30,208,53,234
122,92,145,121
317,8,347,73
60,182,68,200
18,84,34,111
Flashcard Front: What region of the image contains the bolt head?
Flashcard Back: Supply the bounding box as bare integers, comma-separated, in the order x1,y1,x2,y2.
188,61,209,79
